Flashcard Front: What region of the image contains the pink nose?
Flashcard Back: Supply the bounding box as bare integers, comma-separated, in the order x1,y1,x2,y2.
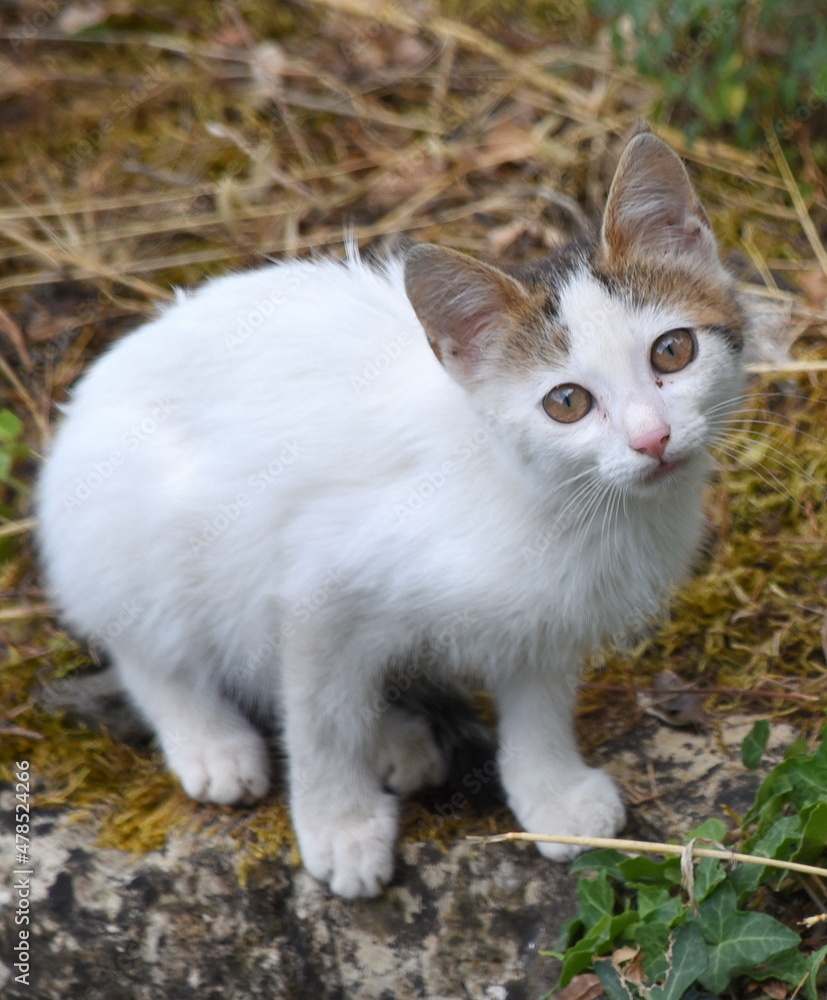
632,427,670,462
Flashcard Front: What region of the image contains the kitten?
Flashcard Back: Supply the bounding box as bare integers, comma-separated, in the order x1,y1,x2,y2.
36,128,747,897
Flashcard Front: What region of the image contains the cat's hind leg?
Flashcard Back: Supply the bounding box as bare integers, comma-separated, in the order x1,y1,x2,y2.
112,649,271,806
377,707,448,796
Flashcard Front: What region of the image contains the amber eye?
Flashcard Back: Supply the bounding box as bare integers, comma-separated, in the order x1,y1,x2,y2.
651,328,696,374
542,383,593,423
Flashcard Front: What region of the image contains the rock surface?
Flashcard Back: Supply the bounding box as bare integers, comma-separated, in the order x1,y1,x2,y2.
0,714,789,1000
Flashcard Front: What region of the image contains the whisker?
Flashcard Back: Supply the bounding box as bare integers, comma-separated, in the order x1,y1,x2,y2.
712,443,810,505
710,430,826,490
709,418,827,451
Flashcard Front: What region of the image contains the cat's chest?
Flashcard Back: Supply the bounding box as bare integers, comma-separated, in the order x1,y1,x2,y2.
430,488,702,651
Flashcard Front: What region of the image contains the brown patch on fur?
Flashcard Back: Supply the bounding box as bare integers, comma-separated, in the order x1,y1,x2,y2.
590,254,746,350
404,243,570,380
496,281,569,374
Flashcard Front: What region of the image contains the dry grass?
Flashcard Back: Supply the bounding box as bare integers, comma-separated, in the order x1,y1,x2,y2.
0,0,825,866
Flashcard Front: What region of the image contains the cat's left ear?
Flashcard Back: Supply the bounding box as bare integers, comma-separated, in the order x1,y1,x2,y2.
600,129,723,276
404,244,533,383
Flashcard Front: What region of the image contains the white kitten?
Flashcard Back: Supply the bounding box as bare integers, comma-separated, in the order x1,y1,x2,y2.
36,129,747,897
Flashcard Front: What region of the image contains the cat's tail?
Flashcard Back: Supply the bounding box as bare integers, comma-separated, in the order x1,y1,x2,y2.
392,675,505,812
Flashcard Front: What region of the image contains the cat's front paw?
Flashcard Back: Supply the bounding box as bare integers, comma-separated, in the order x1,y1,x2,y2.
510,767,626,860
294,792,399,898
164,727,271,806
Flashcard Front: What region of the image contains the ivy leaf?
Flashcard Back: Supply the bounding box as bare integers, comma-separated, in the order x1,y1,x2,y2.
636,920,671,980
695,883,801,994
694,857,727,904
805,944,827,1000
747,945,809,988
742,719,771,769
577,871,615,923
557,911,640,987
799,800,827,863
730,814,802,899
648,922,709,1000
617,854,681,888
592,959,632,1000
687,818,727,842
569,849,627,880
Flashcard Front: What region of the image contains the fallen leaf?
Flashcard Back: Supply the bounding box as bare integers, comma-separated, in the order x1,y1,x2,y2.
553,972,605,1000
636,669,706,727
613,945,646,984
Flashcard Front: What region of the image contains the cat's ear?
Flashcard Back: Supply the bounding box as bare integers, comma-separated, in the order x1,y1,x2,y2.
404,244,532,381
600,129,722,273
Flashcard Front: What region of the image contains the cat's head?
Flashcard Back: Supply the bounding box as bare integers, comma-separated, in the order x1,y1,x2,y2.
404,127,746,499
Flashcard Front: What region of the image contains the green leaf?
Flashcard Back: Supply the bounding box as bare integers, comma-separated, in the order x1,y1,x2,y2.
694,857,727,904
636,920,671,980
731,814,803,899
636,886,672,920
687,818,727,842
805,944,827,1000
785,737,810,761
789,752,827,808
0,409,23,442
557,910,640,987
557,915,612,985
695,883,801,994
722,82,748,121
569,849,626,879
577,871,615,923
742,719,771,769
617,854,681,888
798,801,827,864
593,959,633,1000
748,945,809,988
648,922,709,1000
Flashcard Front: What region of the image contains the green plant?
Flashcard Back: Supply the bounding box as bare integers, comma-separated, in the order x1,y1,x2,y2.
591,0,827,148
551,723,827,999
0,408,26,484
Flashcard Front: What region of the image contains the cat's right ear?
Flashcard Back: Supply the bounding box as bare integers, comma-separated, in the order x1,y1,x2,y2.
404,244,532,382
600,130,724,278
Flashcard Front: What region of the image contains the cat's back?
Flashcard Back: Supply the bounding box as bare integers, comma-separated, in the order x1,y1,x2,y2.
63,254,427,408
36,252,470,622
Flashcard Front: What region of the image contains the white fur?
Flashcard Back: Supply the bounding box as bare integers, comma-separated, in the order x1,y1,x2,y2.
37,249,744,896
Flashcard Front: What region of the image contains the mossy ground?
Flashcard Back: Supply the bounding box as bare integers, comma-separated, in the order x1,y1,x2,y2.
0,0,824,876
